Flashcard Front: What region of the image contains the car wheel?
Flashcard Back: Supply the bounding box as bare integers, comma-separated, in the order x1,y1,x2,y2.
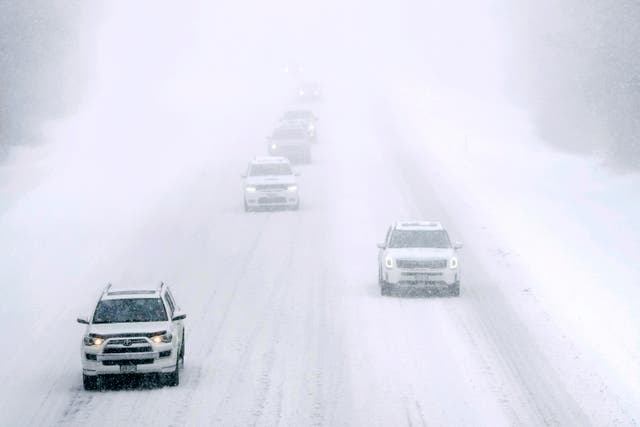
164,360,180,387
451,281,460,297
83,374,98,391
381,282,391,296
179,332,185,365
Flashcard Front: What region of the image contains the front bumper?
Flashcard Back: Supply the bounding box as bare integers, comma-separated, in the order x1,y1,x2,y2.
268,145,310,163
245,190,299,207
81,343,176,376
383,267,458,287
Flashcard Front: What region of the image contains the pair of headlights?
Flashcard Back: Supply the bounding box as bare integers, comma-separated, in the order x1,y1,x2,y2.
384,256,458,269
83,332,172,347
245,185,297,192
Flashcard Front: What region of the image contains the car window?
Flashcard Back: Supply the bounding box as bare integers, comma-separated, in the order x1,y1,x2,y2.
250,164,292,176
92,298,168,323
388,230,451,249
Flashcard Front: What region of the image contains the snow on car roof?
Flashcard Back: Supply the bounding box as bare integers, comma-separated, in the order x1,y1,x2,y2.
395,221,444,231
102,285,161,299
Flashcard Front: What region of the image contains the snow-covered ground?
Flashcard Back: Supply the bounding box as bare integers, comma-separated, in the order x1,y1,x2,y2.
1,83,638,425
2,1,639,425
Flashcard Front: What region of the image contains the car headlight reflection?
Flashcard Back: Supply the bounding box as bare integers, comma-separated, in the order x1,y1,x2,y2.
83,335,104,346
287,185,298,191
271,143,277,150
245,186,256,192
449,257,458,269
151,332,172,344
385,256,393,269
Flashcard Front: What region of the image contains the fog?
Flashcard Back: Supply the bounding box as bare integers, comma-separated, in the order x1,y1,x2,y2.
1,1,639,425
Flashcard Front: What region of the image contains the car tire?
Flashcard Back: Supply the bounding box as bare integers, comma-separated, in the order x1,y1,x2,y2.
451,281,460,297
164,360,180,387
381,282,391,296
83,374,98,391
179,332,185,366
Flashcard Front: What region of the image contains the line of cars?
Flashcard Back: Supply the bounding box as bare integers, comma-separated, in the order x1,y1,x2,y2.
243,108,319,212
75,81,464,392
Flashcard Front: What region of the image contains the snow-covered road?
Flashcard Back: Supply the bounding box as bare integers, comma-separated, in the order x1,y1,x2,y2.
1,92,637,426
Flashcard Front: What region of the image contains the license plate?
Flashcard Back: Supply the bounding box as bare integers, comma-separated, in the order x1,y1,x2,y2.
120,365,137,373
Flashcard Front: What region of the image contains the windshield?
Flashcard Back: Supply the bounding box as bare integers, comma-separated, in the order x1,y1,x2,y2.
92,298,168,323
389,230,451,249
271,128,308,139
250,163,292,176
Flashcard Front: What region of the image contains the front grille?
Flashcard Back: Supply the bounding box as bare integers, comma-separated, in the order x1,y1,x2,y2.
396,259,447,269
108,338,147,345
398,280,447,286
258,197,287,204
103,359,154,366
256,184,287,191
103,346,152,354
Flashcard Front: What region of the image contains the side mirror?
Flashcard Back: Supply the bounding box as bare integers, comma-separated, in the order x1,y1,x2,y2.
172,312,187,321
453,242,463,250
77,317,89,325
376,243,385,249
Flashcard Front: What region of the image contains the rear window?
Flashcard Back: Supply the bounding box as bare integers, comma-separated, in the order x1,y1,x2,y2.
92,298,168,324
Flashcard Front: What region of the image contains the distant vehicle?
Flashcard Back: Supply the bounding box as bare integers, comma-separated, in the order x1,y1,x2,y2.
268,126,312,164
377,221,462,296
279,109,318,141
296,82,323,102
242,156,299,211
282,63,305,76
77,283,186,390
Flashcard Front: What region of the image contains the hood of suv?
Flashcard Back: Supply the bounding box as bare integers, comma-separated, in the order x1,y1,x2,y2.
88,321,170,337
386,247,455,259
245,175,297,186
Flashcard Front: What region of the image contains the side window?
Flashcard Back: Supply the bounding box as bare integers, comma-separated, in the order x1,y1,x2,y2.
164,292,175,316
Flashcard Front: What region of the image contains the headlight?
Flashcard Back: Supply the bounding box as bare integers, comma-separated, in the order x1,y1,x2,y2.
151,332,172,344
385,256,393,269
308,123,315,131
449,257,458,269
299,90,305,96
271,143,277,150
287,185,298,191
83,335,104,346
245,186,256,192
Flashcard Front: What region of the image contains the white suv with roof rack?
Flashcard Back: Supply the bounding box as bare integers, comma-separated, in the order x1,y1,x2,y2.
242,156,300,211
77,283,186,390
377,221,463,296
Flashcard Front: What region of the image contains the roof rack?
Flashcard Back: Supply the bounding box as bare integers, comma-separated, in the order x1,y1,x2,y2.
103,283,112,294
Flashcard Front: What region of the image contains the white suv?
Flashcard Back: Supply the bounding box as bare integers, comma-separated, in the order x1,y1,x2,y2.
377,221,462,296
77,283,186,390
242,156,300,211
